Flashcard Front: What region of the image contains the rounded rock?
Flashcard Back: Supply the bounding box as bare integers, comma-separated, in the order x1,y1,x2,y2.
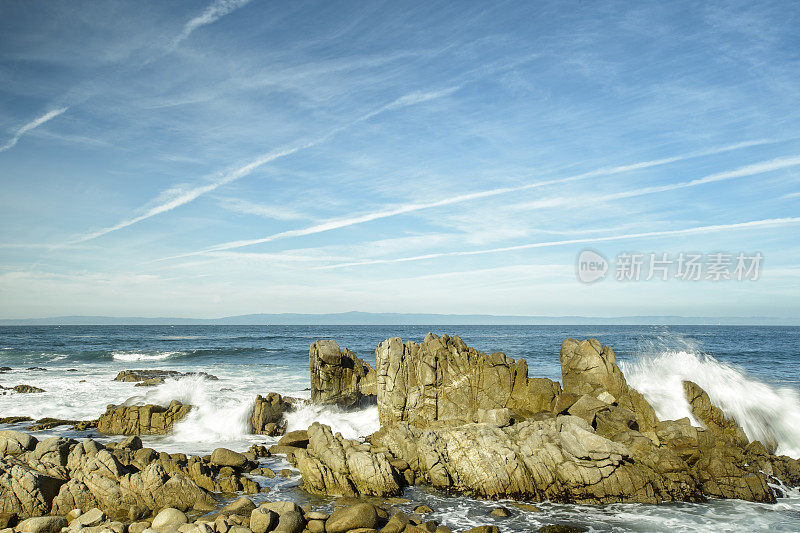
151,508,188,531
325,503,378,533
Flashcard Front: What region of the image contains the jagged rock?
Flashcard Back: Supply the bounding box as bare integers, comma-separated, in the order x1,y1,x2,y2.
559,339,657,432
251,393,291,436
325,503,378,533
309,340,376,408
52,460,215,516
97,401,192,435
375,333,560,427
294,422,402,497
114,370,218,383
0,430,37,455
683,381,750,449
371,415,705,504
0,456,64,518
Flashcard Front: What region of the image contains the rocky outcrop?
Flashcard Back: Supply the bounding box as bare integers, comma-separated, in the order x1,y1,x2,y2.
371,415,704,504
291,335,800,506
375,333,560,427
559,338,657,433
293,422,403,497
250,392,292,436
114,369,218,385
97,401,191,435
309,340,376,408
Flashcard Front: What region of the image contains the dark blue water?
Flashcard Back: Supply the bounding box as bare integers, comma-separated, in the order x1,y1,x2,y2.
1,325,798,386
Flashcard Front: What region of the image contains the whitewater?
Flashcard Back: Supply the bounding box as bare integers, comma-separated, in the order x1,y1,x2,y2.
1,324,799,531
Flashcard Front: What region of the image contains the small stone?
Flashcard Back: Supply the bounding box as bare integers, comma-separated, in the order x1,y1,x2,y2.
129,522,151,533
489,506,511,517
538,526,588,533
76,508,106,527
413,505,434,514
279,468,293,477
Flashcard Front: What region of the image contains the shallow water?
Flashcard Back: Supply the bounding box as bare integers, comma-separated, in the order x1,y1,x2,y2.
2,325,799,531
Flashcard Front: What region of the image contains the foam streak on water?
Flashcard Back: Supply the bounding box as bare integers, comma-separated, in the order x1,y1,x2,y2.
623,349,800,458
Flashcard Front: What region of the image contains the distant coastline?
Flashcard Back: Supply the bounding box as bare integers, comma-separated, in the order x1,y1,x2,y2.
0,311,798,326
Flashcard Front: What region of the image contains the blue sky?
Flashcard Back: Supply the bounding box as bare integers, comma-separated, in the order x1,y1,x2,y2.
1,0,799,319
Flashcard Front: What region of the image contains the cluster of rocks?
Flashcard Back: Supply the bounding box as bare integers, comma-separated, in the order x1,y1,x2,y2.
8,497,516,533
0,429,273,523
309,341,376,408
114,370,219,388
292,334,800,506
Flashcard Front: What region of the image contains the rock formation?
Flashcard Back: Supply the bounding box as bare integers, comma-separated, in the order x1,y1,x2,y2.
250,393,292,436
97,401,192,435
292,334,800,506
114,369,218,385
375,333,560,426
293,422,403,497
309,340,376,408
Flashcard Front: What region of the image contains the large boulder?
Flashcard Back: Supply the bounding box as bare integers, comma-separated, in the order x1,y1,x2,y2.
0,430,38,455
14,515,67,533
375,333,560,427
559,339,657,433
309,340,376,408
325,503,378,533
293,422,402,497
251,392,292,436
97,400,192,435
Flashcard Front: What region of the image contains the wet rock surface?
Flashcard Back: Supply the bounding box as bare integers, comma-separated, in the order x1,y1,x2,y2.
97,400,192,435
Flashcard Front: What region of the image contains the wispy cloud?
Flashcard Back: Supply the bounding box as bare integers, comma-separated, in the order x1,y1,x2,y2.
76,86,460,243
0,107,69,153
218,198,309,221
185,140,784,255
172,0,254,48
510,154,800,212
321,216,800,269
784,191,800,199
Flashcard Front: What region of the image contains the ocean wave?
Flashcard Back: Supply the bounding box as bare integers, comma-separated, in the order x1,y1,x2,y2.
111,351,183,362
623,349,800,458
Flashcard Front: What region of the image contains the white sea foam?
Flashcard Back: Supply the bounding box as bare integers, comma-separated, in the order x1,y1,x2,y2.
285,403,380,440
111,351,182,362
623,349,800,458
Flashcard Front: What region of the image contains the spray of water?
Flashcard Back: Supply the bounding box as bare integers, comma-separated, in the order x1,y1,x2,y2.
623,349,800,458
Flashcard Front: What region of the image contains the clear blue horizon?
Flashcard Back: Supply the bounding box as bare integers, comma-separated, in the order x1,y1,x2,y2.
1,1,799,319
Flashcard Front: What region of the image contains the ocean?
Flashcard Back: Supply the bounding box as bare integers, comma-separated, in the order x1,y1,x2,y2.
1,325,800,532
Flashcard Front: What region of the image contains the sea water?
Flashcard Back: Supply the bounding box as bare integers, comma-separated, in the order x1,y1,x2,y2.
1,325,799,532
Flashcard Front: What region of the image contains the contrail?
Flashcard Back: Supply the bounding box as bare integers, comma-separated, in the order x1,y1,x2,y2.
172,0,254,47
76,86,460,243
320,217,800,269
0,108,69,152
188,141,791,255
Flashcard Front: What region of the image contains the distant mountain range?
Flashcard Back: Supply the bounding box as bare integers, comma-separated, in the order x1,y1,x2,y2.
0,311,797,326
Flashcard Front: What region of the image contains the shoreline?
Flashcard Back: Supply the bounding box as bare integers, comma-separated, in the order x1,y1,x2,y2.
4,330,794,530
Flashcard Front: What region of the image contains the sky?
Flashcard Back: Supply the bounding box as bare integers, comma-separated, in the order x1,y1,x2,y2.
1,0,799,320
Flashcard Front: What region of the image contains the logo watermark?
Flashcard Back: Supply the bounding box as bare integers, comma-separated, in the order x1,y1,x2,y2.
576,250,763,283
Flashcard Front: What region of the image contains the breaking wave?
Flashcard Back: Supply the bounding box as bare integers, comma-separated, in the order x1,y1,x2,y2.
623,349,800,458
